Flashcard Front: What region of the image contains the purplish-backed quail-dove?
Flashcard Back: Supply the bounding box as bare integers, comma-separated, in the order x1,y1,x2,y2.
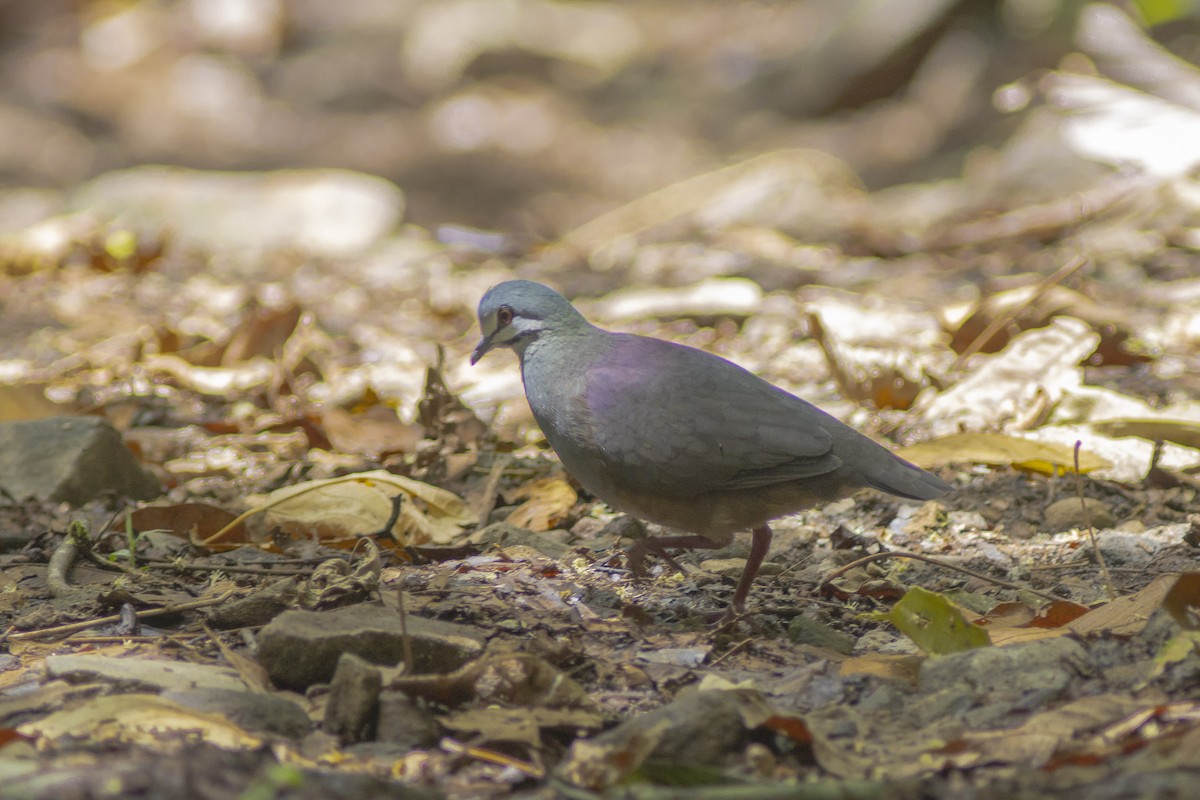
471,280,950,613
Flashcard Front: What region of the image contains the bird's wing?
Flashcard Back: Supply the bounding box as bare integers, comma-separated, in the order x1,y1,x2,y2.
583,335,842,496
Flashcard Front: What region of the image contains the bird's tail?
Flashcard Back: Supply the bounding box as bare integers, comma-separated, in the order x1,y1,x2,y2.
864,452,951,501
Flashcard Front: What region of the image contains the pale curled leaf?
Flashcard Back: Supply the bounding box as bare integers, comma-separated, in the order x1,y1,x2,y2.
247,469,475,547
19,693,261,750
505,477,577,532
917,317,1099,437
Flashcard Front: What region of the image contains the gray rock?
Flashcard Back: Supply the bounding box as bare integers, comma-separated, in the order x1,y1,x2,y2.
1043,497,1116,532
917,637,1090,728
376,691,440,749
323,653,381,744
559,686,761,788
256,604,486,690
470,521,570,558
1096,529,1160,567
0,417,161,506
207,577,301,629
162,688,311,739
788,616,856,655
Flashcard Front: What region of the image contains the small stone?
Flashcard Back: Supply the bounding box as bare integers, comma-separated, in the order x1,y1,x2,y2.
256,604,485,690
324,653,381,744
376,691,439,749
207,577,301,629
470,521,570,558
163,688,310,738
559,686,752,789
787,616,855,655
598,515,646,542
1043,497,1115,532
0,417,160,506
1095,530,1159,567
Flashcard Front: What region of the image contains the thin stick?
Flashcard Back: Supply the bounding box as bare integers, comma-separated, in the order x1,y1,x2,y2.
954,255,1088,368
139,560,315,576
397,583,412,677
474,452,511,525
441,738,545,779
4,590,237,641
818,551,1068,604
62,633,207,644
709,637,756,667
1075,440,1116,599
46,528,81,598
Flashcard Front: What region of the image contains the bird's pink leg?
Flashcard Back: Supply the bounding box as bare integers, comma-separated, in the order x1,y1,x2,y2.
730,525,772,614
624,525,773,614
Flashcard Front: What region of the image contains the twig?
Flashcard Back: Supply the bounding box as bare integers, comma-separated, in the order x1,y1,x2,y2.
475,452,512,524
1075,440,1116,600
953,255,1088,368
441,738,545,779
140,560,316,576
62,633,207,644
367,494,405,540
46,525,82,598
818,551,1068,604
709,637,756,667
4,589,237,641
397,582,412,677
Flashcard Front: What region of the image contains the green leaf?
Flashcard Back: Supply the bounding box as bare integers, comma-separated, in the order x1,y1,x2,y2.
880,586,992,655
1133,0,1196,27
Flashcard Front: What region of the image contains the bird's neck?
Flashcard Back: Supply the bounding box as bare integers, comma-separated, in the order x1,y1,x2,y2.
514,320,599,365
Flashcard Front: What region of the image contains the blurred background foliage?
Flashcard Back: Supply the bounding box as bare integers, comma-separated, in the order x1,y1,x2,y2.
0,0,1196,236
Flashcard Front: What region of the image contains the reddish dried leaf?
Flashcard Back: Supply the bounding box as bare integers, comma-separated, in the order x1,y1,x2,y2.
124,503,245,543
761,714,812,744
1030,599,1092,628
221,304,301,365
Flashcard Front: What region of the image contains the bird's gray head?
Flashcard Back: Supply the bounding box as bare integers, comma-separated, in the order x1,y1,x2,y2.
470,280,588,364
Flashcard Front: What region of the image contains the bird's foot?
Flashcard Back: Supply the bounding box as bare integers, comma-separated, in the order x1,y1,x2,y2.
623,534,715,580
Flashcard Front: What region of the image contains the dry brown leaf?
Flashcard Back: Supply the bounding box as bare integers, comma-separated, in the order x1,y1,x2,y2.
506,477,578,532
322,406,423,457
1093,418,1200,451
142,353,277,396
0,383,69,422
19,693,261,750
896,432,1110,475
975,599,1091,631
837,653,921,685
1067,573,1178,637
221,304,301,365
984,627,1070,646
943,694,1155,769
440,707,603,748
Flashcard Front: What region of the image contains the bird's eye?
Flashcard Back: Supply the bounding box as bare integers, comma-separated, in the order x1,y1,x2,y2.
497,306,514,327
